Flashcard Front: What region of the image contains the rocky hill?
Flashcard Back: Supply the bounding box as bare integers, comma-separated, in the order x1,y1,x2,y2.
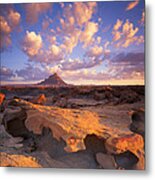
38,73,67,86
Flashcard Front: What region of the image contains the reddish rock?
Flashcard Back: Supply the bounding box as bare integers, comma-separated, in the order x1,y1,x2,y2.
31,94,46,105
0,93,5,105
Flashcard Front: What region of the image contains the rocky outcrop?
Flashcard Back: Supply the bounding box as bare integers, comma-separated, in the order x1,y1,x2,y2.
1,98,145,169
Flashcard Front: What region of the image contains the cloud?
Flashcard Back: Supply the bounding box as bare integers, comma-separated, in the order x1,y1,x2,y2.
0,66,15,81
113,19,123,31
22,31,42,57
0,16,12,51
61,29,81,54
86,45,103,57
56,2,98,51
139,11,145,25
42,19,50,30
73,2,97,26
0,9,21,51
80,21,98,47
126,0,139,11
112,19,144,48
109,52,144,79
25,3,52,24
61,56,102,71
8,9,21,28
22,31,64,64
16,64,50,81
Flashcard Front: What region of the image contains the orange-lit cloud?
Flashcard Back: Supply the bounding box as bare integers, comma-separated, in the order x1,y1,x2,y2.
73,2,97,26
57,2,98,51
112,19,144,48
0,9,21,51
86,45,103,57
8,9,21,28
80,21,98,47
126,0,139,11
61,29,81,54
22,31,42,57
113,19,123,31
25,3,52,24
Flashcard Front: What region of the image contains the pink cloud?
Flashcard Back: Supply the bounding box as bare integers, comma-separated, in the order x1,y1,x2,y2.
112,19,144,48
80,21,98,47
8,9,21,28
113,19,123,31
25,3,52,24
0,9,21,51
126,0,139,11
73,2,97,26
22,31,42,57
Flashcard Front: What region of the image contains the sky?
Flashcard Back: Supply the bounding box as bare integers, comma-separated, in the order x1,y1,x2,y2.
0,0,145,85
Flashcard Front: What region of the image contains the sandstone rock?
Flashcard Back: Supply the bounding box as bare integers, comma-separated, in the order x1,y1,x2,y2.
96,153,117,169
105,133,145,170
0,93,5,105
105,133,144,156
2,98,145,170
30,94,46,105
0,152,41,167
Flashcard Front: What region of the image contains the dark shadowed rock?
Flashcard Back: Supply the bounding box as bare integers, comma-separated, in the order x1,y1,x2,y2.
114,151,139,169
96,153,117,169
129,109,145,138
2,106,30,137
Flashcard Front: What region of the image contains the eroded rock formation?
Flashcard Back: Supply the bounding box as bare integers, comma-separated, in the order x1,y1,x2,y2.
1,98,145,169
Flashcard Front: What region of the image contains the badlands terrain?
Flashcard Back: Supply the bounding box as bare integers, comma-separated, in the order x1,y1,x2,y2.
0,74,145,169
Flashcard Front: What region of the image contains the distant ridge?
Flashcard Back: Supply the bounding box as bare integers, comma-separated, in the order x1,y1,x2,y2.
38,73,67,86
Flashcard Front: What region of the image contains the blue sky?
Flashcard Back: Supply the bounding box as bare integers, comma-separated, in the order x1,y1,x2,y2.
0,0,145,85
